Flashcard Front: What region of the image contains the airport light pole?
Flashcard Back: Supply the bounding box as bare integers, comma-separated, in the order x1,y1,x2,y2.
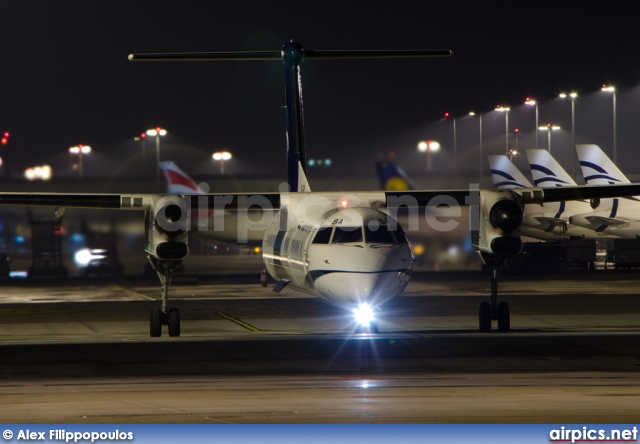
509,149,518,167
134,132,147,172
538,124,561,154
495,106,510,155
147,127,167,188
417,140,440,172
68,145,91,178
524,98,539,148
559,92,578,178
469,111,483,183
444,112,457,169
212,151,232,174
601,85,616,164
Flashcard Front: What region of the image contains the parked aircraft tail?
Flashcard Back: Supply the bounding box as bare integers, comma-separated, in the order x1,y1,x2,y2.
487,155,533,188
576,144,630,185
375,161,416,191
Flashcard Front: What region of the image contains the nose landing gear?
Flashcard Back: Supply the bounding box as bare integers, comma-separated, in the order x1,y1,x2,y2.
148,256,182,337
479,252,511,333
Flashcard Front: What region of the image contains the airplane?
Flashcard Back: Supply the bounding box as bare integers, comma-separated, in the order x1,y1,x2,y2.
488,153,599,240
2,42,640,336
570,144,640,237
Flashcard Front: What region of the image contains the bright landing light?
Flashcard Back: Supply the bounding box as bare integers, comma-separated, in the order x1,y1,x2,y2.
74,248,107,266
354,303,375,326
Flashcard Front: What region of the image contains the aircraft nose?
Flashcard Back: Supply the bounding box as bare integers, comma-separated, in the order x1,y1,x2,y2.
314,270,411,308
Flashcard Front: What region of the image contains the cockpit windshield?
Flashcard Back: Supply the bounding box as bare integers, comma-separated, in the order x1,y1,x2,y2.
312,227,332,244
313,220,409,245
332,226,363,243
364,225,396,243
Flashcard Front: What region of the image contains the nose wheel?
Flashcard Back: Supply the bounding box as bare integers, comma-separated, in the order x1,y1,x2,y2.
148,256,182,337
150,307,181,337
478,253,511,333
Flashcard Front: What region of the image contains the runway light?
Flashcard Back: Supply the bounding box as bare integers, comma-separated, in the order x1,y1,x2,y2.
354,303,375,326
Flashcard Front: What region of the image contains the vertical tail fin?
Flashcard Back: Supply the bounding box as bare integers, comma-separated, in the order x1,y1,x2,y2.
487,155,533,188
525,149,577,187
375,162,416,191
159,161,206,194
576,144,629,184
289,160,311,192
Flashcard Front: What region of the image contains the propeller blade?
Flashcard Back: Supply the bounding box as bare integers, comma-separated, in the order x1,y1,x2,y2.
304,49,452,59
128,51,283,61
129,48,452,62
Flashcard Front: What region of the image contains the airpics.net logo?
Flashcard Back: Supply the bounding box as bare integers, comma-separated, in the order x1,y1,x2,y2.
549,426,638,443
155,182,484,243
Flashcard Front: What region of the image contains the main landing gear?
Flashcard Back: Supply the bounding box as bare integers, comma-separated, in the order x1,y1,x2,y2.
479,253,511,333
148,256,182,337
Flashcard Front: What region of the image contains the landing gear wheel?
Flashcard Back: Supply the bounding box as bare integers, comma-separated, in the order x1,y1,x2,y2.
168,307,181,337
497,301,510,332
479,302,491,332
150,307,162,337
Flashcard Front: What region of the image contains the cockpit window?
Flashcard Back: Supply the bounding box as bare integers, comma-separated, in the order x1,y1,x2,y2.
312,227,333,244
332,226,363,243
364,225,396,243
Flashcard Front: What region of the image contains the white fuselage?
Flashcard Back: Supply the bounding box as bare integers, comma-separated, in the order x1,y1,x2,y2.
262,206,414,310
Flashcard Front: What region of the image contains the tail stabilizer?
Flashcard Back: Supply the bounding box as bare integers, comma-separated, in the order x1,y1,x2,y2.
526,149,577,187
487,155,533,188
159,161,206,194
375,161,416,191
296,161,311,192
576,144,629,184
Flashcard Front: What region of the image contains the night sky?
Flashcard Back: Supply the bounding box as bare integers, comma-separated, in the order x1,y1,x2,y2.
1,1,639,183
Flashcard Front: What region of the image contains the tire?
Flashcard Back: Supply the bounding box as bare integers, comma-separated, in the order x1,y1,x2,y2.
497,301,510,332
479,302,491,332
168,308,181,337
150,308,162,337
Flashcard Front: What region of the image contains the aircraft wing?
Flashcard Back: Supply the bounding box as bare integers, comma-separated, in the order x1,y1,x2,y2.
3,184,640,212
0,193,151,210
383,183,640,208
0,192,283,211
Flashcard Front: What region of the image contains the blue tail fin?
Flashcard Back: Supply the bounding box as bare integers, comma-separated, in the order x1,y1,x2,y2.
375,162,415,191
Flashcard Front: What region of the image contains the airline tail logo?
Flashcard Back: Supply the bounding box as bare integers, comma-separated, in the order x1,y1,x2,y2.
375,162,415,191
576,144,628,184
525,149,576,187
159,161,206,194
490,169,529,188
579,161,621,184
487,155,532,189
528,164,570,186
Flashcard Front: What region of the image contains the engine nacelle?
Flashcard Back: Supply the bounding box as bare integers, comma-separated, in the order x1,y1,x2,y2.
145,195,190,261
473,190,524,256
